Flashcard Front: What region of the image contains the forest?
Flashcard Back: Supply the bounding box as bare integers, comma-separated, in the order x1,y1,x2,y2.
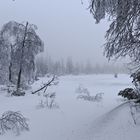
0,0,140,140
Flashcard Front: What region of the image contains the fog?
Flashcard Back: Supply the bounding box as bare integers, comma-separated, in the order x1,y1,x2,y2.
0,0,115,65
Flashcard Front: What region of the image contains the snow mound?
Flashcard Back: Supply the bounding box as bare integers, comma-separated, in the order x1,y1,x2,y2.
85,101,140,140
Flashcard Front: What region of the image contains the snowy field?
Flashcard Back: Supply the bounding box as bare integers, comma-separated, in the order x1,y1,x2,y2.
0,74,140,140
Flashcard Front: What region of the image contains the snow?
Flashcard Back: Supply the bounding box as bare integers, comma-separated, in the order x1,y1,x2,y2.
0,74,140,140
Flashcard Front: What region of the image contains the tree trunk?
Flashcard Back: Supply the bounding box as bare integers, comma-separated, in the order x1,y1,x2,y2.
17,68,22,90
9,62,12,83
16,22,28,94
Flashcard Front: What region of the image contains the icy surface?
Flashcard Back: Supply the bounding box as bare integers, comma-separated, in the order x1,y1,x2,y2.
0,74,140,140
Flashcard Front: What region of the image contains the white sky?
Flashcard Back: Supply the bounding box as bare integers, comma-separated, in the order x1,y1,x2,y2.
0,0,118,65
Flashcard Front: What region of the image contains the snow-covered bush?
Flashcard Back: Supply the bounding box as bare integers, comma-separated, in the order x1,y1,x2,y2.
94,92,104,102
37,92,59,109
118,88,139,100
76,85,103,102
0,111,29,135
77,94,94,101
11,89,26,96
118,71,140,101
0,85,25,97
75,85,90,96
0,85,15,96
77,92,104,102
32,76,59,109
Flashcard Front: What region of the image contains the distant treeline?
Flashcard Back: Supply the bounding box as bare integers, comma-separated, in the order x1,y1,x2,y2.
36,56,128,76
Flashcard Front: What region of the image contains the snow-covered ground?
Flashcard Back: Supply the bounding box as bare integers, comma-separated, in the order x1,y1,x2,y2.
0,74,140,140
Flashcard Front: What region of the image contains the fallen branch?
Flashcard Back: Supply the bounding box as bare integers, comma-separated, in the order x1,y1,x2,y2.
32,75,58,94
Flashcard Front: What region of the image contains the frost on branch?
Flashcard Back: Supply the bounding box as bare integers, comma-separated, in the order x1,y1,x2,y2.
0,111,29,135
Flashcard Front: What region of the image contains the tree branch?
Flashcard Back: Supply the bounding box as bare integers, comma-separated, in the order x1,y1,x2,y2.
32,76,58,94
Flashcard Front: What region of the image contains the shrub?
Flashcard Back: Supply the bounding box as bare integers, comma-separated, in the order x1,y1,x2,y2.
37,92,59,109
11,90,25,96
76,85,104,102
76,85,90,96
1,85,25,97
77,92,104,102
0,111,29,135
118,88,139,100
